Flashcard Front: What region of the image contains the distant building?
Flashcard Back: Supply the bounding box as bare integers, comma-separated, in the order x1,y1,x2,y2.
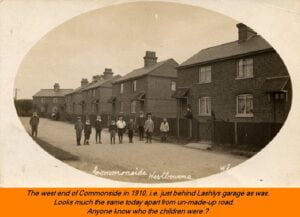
173,23,291,149
65,69,120,124
110,51,178,118
32,83,73,117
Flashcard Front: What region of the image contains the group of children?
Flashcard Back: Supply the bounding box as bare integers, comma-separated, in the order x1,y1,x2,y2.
74,111,170,145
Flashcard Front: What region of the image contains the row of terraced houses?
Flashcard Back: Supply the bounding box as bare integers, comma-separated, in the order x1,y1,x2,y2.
32,23,292,151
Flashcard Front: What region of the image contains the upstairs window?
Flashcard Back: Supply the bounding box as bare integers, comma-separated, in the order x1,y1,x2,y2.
236,58,253,79
132,80,137,92
41,98,45,103
236,94,253,117
199,66,211,83
92,89,96,97
120,83,124,94
171,81,176,91
198,96,211,116
53,98,58,103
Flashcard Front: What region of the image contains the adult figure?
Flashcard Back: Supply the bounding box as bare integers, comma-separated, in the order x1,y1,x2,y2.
116,116,126,144
94,115,102,144
137,111,145,141
160,118,170,143
144,113,154,143
29,112,39,137
74,117,84,145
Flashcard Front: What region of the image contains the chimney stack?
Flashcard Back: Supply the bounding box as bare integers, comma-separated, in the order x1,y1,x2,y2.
236,23,257,42
92,75,101,83
81,78,89,87
53,83,60,92
143,51,157,67
103,68,114,80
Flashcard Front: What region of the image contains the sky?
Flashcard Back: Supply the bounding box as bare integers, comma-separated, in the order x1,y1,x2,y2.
14,2,238,99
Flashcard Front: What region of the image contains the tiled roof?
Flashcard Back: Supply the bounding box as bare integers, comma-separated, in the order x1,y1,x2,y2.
83,75,121,91
179,36,273,68
114,59,178,83
33,89,73,97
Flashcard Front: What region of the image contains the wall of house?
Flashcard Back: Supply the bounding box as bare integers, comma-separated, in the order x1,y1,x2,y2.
33,96,66,115
112,76,147,116
178,51,291,123
65,92,83,115
146,76,177,118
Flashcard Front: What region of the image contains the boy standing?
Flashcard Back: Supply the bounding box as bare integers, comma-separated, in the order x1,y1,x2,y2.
109,120,117,144
116,116,126,144
144,113,154,143
137,111,145,141
74,117,83,145
160,118,170,143
84,119,92,145
95,115,102,144
127,118,135,143
29,112,39,137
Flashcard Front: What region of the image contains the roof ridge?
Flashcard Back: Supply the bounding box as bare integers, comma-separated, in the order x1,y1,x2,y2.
114,58,174,83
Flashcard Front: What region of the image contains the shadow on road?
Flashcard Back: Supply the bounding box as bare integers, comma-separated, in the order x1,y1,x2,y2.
32,136,80,161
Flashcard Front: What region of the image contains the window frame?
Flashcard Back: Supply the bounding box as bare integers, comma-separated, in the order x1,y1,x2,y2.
236,94,254,117
198,66,212,84
171,81,176,91
236,58,254,79
132,80,137,92
120,83,124,94
198,96,211,116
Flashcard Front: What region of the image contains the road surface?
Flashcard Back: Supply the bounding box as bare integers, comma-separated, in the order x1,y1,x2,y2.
20,117,247,183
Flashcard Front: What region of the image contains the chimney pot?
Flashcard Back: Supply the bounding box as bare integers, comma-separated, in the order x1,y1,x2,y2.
144,51,157,67
81,78,89,87
103,68,114,80
54,83,60,92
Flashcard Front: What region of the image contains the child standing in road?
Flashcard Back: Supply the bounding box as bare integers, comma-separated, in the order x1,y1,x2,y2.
160,118,170,143
95,115,102,144
144,113,154,144
84,119,92,145
127,118,135,143
74,117,83,146
109,120,117,144
116,116,126,144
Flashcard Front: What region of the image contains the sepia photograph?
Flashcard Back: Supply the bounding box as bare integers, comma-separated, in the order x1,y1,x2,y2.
14,2,292,183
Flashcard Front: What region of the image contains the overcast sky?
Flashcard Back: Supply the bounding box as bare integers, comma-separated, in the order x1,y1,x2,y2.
14,2,238,99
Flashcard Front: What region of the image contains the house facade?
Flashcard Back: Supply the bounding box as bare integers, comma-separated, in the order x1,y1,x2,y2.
65,69,120,124
174,23,291,150
110,51,178,119
32,83,73,118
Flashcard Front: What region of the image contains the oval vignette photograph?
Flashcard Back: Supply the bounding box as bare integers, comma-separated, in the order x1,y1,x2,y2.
14,2,292,183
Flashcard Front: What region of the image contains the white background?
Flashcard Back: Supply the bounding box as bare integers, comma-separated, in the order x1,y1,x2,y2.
0,0,300,187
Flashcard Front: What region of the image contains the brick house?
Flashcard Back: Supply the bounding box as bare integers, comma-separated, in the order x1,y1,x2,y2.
65,69,120,124
173,23,291,150
110,51,178,119
32,83,73,118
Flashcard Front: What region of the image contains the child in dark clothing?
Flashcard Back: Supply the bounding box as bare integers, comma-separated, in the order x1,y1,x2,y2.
84,119,92,145
127,118,135,143
109,120,117,144
94,115,102,144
